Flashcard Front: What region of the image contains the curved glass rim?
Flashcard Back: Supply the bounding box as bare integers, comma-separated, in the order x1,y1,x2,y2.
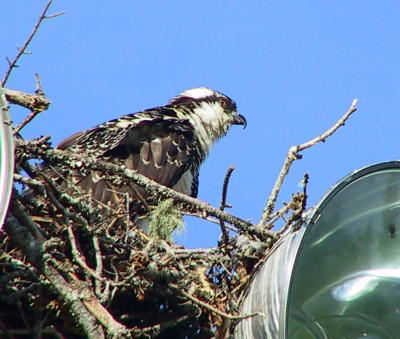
284,160,400,338
309,161,400,226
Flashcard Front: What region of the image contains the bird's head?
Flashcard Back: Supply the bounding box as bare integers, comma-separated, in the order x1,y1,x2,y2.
169,87,247,140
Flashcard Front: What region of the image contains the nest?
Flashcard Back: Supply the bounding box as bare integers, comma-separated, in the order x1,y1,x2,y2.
0,138,300,338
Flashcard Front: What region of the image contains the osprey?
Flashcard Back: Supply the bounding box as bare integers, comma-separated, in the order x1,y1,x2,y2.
53,87,246,232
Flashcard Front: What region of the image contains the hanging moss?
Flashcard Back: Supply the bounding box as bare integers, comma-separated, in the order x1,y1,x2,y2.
148,198,183,241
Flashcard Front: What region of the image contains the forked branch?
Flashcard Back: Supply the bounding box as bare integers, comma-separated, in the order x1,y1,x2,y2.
2,0,65,86
258,99,358,227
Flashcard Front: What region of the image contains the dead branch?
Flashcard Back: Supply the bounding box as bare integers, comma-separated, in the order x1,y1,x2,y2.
2,0,65,86
6,137,279,336
3,87,52,135
15,139,279,241
1,2,360,337
4,209,105,338
169,283,264,321
258,99,358,227
67,225,105,283
3,87,50,112
219,165,235,244
82,297,129,337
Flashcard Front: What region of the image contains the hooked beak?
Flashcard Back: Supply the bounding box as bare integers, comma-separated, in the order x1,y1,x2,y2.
232,113,247,129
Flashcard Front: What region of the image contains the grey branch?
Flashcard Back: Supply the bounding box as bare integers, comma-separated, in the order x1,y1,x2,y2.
258,99,358,228
16,139,278,240
219,165,235,244
4,87,51,112
2,0,65,86
4,203,106,338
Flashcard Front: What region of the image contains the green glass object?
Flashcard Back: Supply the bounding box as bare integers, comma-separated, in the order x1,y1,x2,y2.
287,162,400,338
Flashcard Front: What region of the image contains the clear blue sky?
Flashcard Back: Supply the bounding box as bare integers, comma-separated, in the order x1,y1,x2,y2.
2,1,400,248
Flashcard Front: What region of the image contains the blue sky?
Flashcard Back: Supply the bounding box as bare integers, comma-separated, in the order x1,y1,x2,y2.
2,1,400,248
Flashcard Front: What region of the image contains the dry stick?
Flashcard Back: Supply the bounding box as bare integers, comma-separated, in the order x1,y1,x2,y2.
219,165,235,244
93,236,105,297
258,99,358,228
2,0,65,86
300,173,309,212
4,214,105,338
35,73,44,95
82,297,129,337
133,314,192,337
11,193,44,242
66,225,105,283
10,198,127,337
169,283,264,321
264,201,293,230
46,189,108,284
4,87,51,112
16,140,278,240
276,175,309,234
13,74,51,135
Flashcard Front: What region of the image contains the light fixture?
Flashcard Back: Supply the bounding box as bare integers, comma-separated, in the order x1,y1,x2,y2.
235,162,400,338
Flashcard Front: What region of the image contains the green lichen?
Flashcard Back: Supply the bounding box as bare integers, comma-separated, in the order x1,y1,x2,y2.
148,198,184,241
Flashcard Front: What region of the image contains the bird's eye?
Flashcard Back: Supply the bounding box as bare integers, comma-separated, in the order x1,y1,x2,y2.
219,99,228,108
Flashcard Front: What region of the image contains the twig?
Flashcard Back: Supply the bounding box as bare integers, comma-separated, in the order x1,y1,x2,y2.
220,166,235,211
44,179,91,228
66,225,105,283
258,99,358,227
44,11,66,19
35,73,44,95
219,165,235,244
93,236,104,297
6,75,52,135
16,140,279,240
4,213,105,338
300,173,308,212
0,327,63,338
11,195,44,242
169,283,264,321
264,203,290,230
82,297,129,337
2,0,64,86
13,173,45,191
4,88,51,112
132,314,192,337
14,111,38,135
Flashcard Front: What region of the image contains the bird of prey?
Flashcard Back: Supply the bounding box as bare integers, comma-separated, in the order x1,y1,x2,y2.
51,87,246,232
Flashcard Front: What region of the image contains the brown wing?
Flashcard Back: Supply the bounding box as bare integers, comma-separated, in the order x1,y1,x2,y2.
53,117,198,220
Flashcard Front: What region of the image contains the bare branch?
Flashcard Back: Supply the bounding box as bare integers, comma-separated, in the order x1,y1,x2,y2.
82,297,129,337
4,210,105,338
34,73,44,95
16,139,279,240
169,283,264,321
4,87,51,112
67,225,105,283
258,99,358,227
44,11,66,19
219,165,235,244
2,0,65,86
14,111,40,135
